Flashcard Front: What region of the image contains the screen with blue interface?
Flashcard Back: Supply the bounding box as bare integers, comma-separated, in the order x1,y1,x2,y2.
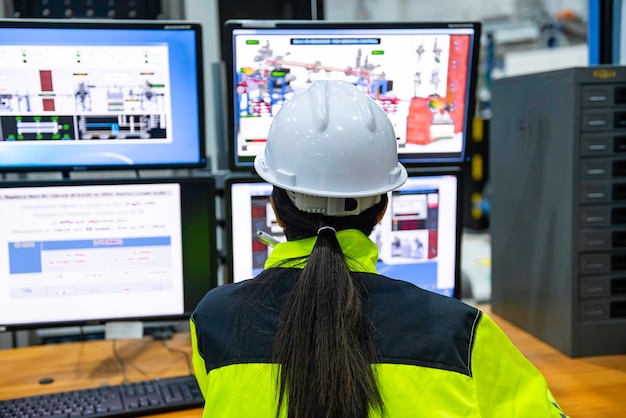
223,20,481,171
226,172,460,298
0,20,206,172
0,176,217,330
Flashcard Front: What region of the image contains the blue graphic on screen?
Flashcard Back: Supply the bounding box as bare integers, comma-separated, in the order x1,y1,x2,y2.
9,237,171,274
0,24,204,170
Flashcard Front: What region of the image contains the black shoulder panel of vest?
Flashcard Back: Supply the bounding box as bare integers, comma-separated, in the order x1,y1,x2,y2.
191,269,297,374
354,272,481,377
191,269,481,377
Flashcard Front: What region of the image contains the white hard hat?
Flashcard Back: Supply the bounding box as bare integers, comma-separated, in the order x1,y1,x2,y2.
254,80,407,216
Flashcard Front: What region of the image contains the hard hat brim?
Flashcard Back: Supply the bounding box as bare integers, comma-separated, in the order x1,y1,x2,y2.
254,154,408,198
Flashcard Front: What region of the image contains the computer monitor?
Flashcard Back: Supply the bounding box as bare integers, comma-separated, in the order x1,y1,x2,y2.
0,19,207,174
0,175,217,330
225,170,462,298
222,20,481,171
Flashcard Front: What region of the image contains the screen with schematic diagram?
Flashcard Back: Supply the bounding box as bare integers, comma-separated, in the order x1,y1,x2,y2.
223,20,481,171
225,172,460,298
0,20,206,173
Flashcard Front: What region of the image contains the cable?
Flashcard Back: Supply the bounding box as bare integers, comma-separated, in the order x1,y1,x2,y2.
112,340,129,383
160,340,194,375
111,340,149,383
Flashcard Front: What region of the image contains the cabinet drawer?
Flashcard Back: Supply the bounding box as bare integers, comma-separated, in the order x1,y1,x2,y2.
580,134,626,156
579,230,611,251
581,84,626,107
580,206,626,226
579,230,626,251
580,160,611,179
581,159,626,179
579,181,611,203
581,109,626,131
580,207,612,226
580,299,626,321
579,254,611,274
579,275,626,298
578,253,626,274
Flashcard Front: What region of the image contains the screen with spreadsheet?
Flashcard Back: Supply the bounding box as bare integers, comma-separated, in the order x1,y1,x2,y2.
0,176,217,330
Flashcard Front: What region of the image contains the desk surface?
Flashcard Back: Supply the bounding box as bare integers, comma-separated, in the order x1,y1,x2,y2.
0,332,203,417
0,308,624,418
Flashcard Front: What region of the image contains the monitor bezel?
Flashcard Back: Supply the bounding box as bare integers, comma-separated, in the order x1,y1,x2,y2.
0,175,218,331
223,167,463,299
222,19,482,172
0,18,208,174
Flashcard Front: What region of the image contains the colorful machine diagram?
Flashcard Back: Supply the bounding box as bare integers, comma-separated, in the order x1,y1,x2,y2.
0,45,171,143
405,35,470,146
233,31,471,161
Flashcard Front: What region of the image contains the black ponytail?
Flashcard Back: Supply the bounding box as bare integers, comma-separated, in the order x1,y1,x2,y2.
271,187,385,418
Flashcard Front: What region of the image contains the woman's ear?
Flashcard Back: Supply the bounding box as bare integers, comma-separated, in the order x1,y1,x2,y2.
376,196,388,223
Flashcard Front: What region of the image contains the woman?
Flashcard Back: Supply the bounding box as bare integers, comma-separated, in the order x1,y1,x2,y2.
190,80,567,417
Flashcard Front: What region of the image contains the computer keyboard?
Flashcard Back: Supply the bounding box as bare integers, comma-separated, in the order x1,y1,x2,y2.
0,374,204,418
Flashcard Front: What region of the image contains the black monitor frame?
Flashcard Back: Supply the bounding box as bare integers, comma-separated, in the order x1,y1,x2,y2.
0,175,218,331
0,19,207,175
222,19,481,172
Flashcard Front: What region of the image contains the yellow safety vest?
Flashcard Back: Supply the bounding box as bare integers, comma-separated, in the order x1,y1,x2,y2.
191,230,567,417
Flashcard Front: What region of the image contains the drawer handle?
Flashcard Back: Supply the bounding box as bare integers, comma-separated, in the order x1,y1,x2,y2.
587,168,606,175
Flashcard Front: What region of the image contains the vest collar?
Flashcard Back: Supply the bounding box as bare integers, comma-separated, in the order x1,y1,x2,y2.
264,229,378,273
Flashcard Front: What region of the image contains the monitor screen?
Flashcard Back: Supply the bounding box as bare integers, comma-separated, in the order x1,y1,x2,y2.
0,19,207,173
223,20,481,171
0,176,217,330
225,171,461,298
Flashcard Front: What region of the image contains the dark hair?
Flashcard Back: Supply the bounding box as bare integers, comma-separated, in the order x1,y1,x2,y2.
271,187,386,418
